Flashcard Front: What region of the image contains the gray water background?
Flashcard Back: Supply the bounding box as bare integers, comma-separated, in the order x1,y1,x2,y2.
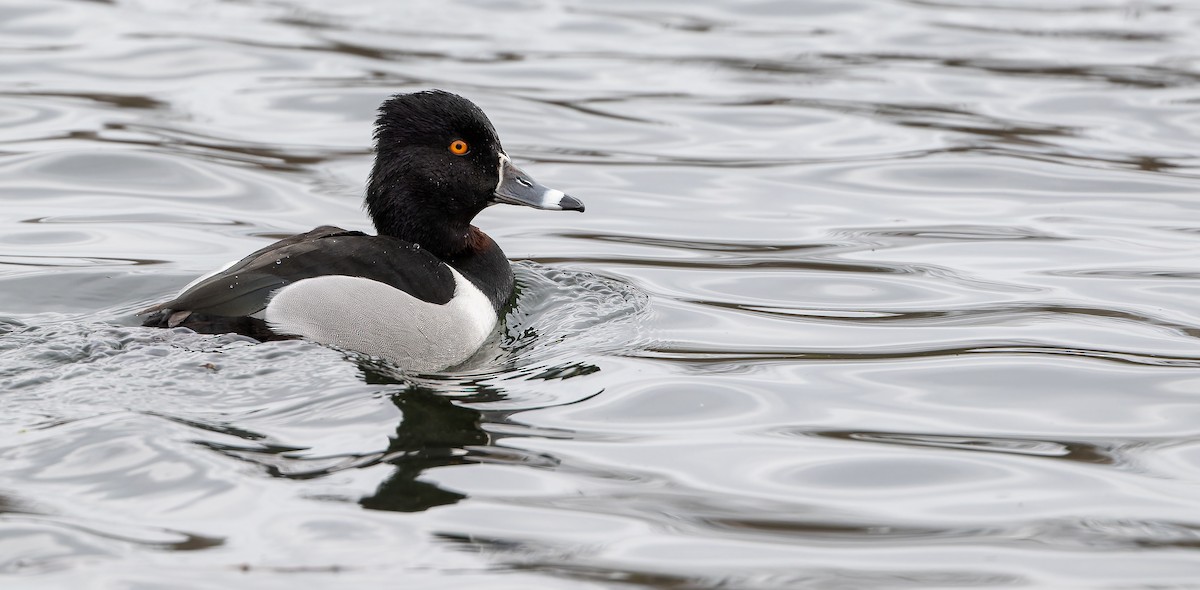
4,0,1200,588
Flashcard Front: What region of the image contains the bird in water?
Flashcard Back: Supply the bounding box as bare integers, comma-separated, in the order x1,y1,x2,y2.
140,90,583,372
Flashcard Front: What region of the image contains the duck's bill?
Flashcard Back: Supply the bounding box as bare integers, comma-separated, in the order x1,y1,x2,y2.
493,158,584,212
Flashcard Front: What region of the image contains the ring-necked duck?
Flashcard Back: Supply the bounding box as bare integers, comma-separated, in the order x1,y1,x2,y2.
140,90,583,371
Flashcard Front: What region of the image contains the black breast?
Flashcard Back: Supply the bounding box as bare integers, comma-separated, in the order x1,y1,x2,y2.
447,227,514,312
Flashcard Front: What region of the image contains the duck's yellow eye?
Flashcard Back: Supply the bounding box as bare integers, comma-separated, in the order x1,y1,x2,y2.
449,140,469,155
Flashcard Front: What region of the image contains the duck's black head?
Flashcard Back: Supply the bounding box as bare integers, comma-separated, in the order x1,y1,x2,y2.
366,90,583,258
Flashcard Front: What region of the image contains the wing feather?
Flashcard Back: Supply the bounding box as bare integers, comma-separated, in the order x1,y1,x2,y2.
140,226,456,318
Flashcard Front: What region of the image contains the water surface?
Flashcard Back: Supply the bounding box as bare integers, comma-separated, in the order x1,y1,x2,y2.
4,0,1200,588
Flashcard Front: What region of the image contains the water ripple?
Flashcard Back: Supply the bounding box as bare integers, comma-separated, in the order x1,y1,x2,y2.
6,0,1200,587
635,344,1200,369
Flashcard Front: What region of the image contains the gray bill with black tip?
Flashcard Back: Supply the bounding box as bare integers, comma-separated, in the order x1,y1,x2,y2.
493,156,584,212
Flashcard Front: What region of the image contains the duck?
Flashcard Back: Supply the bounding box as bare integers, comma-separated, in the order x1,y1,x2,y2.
139,90,583,372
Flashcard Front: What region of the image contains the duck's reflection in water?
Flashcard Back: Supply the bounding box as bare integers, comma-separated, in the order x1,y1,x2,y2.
356,357,599,513
358,385,490,513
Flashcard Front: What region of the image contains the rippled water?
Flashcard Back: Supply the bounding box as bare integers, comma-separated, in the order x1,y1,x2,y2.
5,0,1200,587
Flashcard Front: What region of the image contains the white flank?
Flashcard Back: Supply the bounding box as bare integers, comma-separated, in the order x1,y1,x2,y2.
263,269,496,372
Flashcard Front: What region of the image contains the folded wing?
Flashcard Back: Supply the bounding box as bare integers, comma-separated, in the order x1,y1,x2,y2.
141,225,456,319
